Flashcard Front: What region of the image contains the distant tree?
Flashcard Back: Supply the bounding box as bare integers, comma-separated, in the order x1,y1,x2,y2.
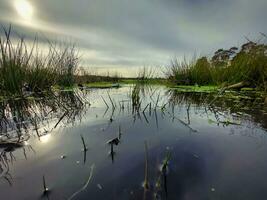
212,47,238,67
228,41,267,86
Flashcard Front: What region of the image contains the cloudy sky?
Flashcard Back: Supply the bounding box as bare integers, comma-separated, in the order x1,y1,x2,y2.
0,0,266,76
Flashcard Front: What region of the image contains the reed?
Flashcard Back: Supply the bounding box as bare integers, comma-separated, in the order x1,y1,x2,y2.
137,66,155,83
0,26,79,97
0,26,30,96
80,134,88,152
143,141,149,190
131,84,141,113
42,175,49,194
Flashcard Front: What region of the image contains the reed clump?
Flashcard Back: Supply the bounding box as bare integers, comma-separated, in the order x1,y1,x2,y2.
137,66,155,84
0,26,79,97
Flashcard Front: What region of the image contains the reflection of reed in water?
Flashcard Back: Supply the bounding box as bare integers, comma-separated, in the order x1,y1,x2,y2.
0,142,35,186
0,90,87,143
167,89,267,129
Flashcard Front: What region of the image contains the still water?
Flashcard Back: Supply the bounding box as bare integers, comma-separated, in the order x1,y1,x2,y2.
0,86,266,200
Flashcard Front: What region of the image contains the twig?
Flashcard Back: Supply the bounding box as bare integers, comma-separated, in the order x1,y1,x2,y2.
67,164,95,200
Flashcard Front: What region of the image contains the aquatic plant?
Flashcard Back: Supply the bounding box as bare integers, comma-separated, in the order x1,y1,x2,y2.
118,125,122,139
155,151,172,199
107,136,120,163
131,84,141,113
42,175,49,195
0,26,30,96
80,134,88,152
50,42,79,87
137,66,155,83
143,141,149,190
165,56,195,85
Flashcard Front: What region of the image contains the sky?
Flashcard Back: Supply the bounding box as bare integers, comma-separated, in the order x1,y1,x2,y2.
0,0,266,77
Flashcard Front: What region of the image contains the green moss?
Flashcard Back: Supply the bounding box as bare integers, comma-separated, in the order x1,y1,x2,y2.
84,82,120,89
170,85,218,93
119,79,167,85
119,79,136,84
83,79,167,88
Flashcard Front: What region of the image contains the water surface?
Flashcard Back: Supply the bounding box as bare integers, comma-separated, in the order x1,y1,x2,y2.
0,86,267,200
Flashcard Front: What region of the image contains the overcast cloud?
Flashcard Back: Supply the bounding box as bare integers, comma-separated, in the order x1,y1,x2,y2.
0,0,266,76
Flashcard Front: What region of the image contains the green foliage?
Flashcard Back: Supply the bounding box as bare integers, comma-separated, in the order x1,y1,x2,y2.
190,57,213,85
167,40,267,90
226,42,267,87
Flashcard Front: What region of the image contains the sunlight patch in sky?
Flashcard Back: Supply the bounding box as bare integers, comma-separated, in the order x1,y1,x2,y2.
14,0,33,21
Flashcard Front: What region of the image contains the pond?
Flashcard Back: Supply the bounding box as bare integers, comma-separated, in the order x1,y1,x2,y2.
0,85,267,200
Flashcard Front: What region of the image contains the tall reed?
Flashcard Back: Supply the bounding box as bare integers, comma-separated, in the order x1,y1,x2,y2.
0,26,79,96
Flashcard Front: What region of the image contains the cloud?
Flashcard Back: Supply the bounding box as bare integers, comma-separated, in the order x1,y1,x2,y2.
0,0,266,76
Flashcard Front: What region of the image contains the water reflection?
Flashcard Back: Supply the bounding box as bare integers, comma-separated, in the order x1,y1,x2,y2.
167,89,267,130
0,90,88,143
0,86,266,200
0,141,35,186
39,133,51,144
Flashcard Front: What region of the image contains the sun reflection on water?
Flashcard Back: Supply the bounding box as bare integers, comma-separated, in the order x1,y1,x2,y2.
40,134,51,144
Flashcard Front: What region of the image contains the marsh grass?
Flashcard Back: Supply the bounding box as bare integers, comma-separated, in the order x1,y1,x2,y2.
0,26,79,97
166,57,195,85
0,27,30,96
137,66,155,84
167,39,267,91
51,43,79,87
